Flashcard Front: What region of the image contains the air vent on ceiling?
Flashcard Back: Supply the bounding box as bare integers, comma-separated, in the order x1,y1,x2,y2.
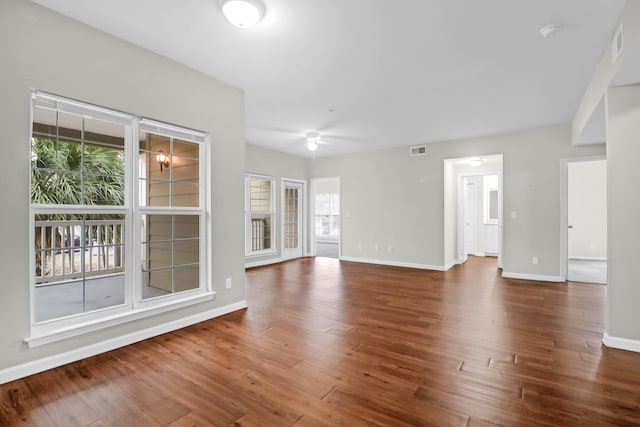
410,145,427,156
612,24,624,64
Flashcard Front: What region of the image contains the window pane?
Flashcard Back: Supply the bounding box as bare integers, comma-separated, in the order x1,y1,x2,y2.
174,239,199,265
141,179,171,207
250,178,271,212
175,215,199,239
31,107,126,207
172,182,199,207
139,134,199,207
142,242,172,270
174,265,199,292
34,213,125,322
142,214,201,300
173,139,199,157
250,214,271,251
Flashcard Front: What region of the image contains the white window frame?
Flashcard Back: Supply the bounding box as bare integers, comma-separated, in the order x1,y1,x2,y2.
245,173,276,257
27,92,213,347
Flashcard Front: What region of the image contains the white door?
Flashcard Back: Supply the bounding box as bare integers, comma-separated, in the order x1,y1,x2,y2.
282,181,304,260
464,182,476,256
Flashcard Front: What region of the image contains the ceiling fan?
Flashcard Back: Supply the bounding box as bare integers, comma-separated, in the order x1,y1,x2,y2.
305,132,322,152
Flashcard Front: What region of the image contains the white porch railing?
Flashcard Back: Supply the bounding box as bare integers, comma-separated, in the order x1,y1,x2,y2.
34,219,124,285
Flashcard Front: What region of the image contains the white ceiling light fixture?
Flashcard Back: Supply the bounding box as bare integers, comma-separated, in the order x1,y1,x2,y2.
469,159,483,167
539,24,561,39
220,0,265,29
306,132,320,151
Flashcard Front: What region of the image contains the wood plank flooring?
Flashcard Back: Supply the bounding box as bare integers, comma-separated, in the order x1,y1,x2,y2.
3,256,640,426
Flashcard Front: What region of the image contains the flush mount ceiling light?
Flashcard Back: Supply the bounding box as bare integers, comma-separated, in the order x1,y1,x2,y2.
469,159,483,167
306,131,320,151
539,24,561,39
220,0,265,29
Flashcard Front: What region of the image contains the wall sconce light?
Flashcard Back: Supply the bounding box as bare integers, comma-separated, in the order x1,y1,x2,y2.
156,151,170,172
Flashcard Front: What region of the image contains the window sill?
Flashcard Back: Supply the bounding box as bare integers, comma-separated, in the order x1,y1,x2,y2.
245,249,277,258
25,291,216,348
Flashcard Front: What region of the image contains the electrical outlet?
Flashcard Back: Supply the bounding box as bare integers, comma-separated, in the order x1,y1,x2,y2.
225,277,232,289
374,244,380,251
387,245,393,253
358,243,363,249
532,257,539,265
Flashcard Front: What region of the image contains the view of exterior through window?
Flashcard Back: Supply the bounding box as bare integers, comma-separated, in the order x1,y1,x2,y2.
30,93,206,328
245,175,274,254
315,192,340,238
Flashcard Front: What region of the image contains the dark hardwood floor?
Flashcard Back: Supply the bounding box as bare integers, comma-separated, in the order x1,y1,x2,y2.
3,256,640,426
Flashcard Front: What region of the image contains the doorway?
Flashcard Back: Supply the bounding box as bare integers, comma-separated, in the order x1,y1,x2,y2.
563,158,607,283
311,177,341,259
446,154,503,269
281,179,305,260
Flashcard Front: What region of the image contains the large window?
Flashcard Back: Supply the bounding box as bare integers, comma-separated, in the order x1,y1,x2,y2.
245,174,275,255
315,192,340,240
29,92,209,341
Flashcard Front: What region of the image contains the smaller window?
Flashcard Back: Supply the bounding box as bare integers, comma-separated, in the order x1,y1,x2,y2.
315,192,340,240
245,174,275,255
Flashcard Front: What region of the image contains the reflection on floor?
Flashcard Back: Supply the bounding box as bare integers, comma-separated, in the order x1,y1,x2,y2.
35,274,169,322
316,242,339,258
568,259,607,284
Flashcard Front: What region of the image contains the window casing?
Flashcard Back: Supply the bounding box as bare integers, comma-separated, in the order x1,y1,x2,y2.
245,174,275,256
29,92,210,342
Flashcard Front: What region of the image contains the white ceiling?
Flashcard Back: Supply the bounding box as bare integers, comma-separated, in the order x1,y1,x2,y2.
32,0,626,158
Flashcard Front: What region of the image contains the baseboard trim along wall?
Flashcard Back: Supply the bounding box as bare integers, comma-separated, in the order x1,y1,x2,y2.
245,257,283,268
340,256,453,271
501,271,564,283
569,256,607,261
0,300,248,385
603,332,640,353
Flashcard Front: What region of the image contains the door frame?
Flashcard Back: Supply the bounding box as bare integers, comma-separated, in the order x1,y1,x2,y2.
457,171,503,267
559,155,606,281
309,177,341,258
281,178,307,260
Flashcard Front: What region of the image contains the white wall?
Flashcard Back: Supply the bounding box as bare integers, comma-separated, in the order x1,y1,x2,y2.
309,126,605,276
568,160,607,259
606,84,640,343
245,144,308,264
0,0,245,374
572,2,640,144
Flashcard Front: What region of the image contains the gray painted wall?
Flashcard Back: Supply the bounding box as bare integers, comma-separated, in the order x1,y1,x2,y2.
606,84,640,341
308,126,605,276
0,0,245,371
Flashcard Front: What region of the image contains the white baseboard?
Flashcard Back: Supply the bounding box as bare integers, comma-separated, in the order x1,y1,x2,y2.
474,252,486,257
0,300,247,385
602,332,640,353
569,256,607,261
501,271,564,283
340,256,450,272
245,257,283,268
443,260,458,271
